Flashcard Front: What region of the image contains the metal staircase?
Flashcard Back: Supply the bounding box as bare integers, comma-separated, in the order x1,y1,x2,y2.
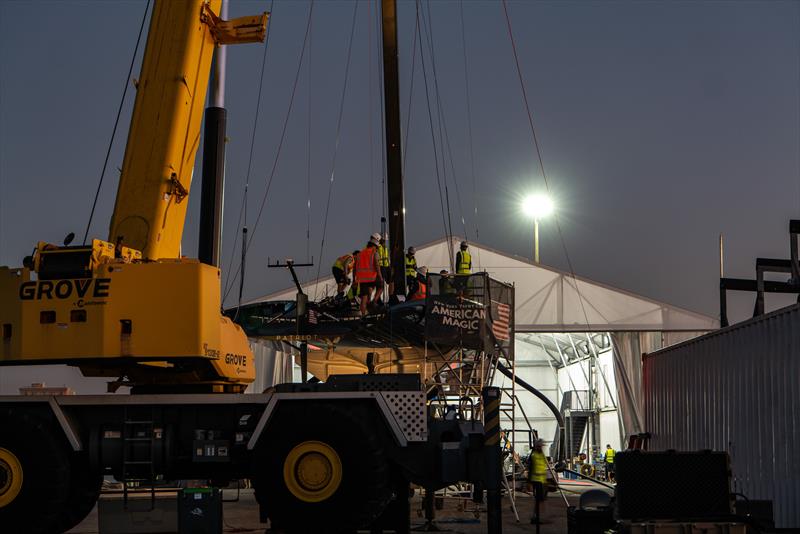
551,391,591,459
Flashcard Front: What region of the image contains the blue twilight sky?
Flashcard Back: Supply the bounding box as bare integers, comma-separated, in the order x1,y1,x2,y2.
1,0,799,329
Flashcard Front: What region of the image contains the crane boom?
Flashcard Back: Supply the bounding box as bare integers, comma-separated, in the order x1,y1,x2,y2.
110,0,266,260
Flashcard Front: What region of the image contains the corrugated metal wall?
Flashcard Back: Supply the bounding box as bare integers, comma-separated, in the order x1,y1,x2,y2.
643,304,800,529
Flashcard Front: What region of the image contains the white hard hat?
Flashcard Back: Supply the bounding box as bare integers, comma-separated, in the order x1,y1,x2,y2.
419,266,428,275
370,232,381,245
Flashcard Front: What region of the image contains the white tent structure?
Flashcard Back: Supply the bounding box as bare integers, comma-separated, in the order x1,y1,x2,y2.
245,237,718,461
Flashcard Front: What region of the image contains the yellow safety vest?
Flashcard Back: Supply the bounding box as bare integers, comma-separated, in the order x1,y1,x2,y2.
456,250,471,274
333,254,353,272
405,255,417,277
529,451,547,483
605,448,615,464
378,245,390,268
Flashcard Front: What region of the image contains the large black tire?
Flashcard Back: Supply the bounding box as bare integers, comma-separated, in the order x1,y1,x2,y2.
51,453,103,533
0,409,72,533
253,402,392,533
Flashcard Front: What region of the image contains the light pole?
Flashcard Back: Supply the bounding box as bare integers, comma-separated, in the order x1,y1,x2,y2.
522,194,554,263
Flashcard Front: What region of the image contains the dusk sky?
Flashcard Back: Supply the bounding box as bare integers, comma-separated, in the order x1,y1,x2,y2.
1,0,799,333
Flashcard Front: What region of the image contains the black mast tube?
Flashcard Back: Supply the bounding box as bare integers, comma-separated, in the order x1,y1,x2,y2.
381,0,407,296
198,106,226,266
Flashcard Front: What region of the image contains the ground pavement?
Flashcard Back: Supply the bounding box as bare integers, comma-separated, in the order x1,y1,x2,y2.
69,481,610,533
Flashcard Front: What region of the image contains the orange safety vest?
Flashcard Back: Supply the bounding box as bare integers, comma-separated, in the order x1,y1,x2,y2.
354,246,378,283
410,281,427,301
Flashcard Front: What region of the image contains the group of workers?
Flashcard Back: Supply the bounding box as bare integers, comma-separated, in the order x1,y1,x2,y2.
331,234,474,316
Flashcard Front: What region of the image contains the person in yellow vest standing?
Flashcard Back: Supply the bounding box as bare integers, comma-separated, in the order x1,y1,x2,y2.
455,241,472,293
604,444,616,482
455,241,472,274
528,439,548,525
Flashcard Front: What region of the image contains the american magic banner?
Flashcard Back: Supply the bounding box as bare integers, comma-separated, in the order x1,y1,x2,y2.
425,295,487,347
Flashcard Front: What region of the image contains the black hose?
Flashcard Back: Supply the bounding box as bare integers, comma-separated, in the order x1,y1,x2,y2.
496,362,565,461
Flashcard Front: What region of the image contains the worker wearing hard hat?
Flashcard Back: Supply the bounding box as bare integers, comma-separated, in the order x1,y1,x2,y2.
405,246,418,297
354,233,384,317
528,439,548,524
331,252,355,299
455,241,472,274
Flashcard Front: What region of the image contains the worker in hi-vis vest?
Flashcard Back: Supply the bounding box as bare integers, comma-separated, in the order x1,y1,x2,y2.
454,241,472,294
528,439,548,524
455,241,471,274
332,253,355,298
354,233,384,317
604,444,616,482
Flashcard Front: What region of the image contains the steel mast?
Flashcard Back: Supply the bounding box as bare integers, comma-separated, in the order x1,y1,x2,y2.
381,0,407,297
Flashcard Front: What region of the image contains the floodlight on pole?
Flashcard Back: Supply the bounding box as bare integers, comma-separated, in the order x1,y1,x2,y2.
521,194,554,263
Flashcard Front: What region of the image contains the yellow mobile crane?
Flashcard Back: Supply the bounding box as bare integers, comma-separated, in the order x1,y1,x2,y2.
0,2,505,533
0,0,265,393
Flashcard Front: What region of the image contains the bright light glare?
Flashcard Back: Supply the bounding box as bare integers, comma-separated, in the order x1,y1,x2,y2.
522,194,554,219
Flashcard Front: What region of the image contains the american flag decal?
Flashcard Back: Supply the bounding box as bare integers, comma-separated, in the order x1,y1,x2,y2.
492,302,511,340
308,309,318,325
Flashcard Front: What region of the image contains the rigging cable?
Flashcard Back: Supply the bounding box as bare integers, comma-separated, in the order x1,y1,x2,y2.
501,0,594,328
311,1,361,300
368,0,375,227
306,6,313,266
402,6,420,172
415,0,454,270
222,0,276,300
422,1,468,241
376,0,388,223
459,0,480,247
224,0,315,304
82,0,151,245
419,2,456,245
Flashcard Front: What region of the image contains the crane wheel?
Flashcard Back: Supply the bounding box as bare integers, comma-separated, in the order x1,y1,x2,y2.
253,402,392,533
51,453,103,534
0,409,71,533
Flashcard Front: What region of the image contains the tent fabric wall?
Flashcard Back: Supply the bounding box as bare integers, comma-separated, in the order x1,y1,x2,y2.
611,331,711,440
611,332,658,439
246,339,295,394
